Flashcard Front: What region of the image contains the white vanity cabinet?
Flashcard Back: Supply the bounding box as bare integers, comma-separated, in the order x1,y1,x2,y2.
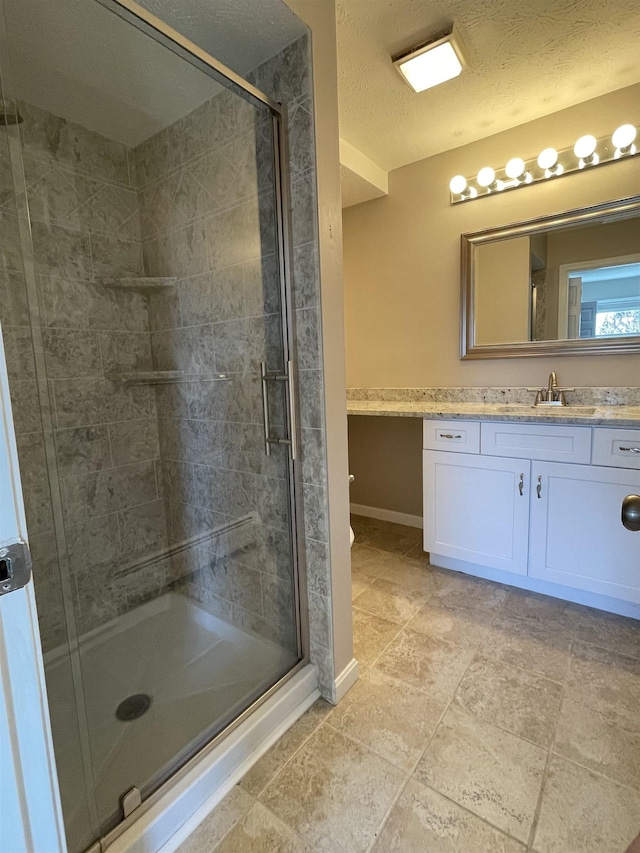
423,451,530,574
529,461,640,601
423,418,640,614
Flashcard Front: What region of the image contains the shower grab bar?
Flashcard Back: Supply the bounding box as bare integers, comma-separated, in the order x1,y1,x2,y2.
114,371,232,386
260,361,298,460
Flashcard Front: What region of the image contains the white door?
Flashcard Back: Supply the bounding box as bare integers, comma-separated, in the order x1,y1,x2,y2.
423,450,531,574
0,326,67,852
566,275,582,339
530,461,640,601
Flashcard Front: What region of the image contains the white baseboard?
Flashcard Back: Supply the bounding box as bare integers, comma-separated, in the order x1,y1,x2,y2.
350,503,423,530
331,658,359,704
433,554,640,620
110,665,319,853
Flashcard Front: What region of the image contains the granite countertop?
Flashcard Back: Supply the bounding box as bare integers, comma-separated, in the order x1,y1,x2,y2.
347,399,640,427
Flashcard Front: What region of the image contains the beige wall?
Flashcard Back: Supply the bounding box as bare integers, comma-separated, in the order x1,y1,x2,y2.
344,85,640,517
344,83,640,388
475,236,531,344
348,416,423,518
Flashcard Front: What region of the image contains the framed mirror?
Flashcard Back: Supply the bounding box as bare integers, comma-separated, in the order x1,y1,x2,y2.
461,195,640,359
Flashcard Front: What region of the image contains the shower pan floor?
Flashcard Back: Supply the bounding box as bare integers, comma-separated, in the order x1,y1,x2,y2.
44,592,295,851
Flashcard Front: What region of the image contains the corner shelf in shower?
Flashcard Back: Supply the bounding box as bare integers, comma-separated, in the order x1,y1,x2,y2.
116,371,231,386
108,277,178,292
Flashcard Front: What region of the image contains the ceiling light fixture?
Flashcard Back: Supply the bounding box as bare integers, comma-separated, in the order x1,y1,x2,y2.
393,26,466,93
448,122,638,203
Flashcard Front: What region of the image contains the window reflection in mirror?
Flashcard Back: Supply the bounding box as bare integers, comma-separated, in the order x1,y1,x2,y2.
471,208,640,347
563,261,640,339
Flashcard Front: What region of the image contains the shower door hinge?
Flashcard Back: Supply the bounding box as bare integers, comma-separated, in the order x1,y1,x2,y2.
121,786,142,819
0,540,31,596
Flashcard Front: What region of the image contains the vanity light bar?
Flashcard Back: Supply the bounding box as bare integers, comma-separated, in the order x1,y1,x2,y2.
449,124,638,204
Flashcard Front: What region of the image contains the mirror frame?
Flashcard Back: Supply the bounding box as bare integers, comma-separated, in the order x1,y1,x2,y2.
460,195,640,359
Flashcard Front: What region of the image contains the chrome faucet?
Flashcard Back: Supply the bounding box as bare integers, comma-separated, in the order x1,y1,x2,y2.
529,372,575,406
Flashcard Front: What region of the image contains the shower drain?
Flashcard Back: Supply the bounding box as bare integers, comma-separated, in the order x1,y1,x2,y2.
116,694,152,721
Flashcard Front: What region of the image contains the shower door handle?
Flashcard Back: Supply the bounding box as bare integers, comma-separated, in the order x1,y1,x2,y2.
285,361,299,461
260,361,273,457
260,361,298,460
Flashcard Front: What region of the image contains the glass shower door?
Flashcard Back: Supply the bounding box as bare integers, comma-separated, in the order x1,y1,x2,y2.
0,0,305,847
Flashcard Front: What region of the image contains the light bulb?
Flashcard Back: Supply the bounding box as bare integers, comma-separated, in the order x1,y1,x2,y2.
612,124,637,151
612,124,636,149
505,157,525,179
574,134,597,159
449,175,467,194
477,166,495,188
537,147,558,170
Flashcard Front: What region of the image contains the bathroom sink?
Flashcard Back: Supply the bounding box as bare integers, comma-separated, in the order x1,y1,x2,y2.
496,404,597,415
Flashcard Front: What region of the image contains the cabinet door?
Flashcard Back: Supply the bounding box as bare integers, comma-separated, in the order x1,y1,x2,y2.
423,450,531,574
530,462,640,602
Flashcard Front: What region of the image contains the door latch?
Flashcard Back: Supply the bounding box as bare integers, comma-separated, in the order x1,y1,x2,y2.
0,541,32,596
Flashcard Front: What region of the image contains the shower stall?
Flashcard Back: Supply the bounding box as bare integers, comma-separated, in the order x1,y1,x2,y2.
0,0,320,849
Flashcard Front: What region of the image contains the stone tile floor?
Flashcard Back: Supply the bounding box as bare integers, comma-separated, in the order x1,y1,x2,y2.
177,515,640,852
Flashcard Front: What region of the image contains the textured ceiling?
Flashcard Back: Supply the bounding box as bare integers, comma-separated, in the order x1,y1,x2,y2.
3,0,305,146
336,0,640,172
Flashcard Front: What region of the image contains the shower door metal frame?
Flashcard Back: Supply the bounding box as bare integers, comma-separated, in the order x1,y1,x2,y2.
0,0,312,844
0,330,68,853
100,0,284,113
0,16,104,844
91,0,311,847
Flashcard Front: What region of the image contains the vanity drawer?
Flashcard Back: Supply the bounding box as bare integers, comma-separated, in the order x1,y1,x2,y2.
592,428,640,470
423,419,480,453
481,421,592,463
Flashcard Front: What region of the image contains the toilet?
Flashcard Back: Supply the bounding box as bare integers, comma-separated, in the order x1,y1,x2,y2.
349,474,355,548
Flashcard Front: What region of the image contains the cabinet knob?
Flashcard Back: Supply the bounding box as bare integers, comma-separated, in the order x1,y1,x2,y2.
622,495,640,532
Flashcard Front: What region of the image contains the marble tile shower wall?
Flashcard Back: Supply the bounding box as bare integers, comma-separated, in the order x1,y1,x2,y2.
248,36,336,697
132,83,299,649
2,101,166,646
5,95,299,650
1,34,334,690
